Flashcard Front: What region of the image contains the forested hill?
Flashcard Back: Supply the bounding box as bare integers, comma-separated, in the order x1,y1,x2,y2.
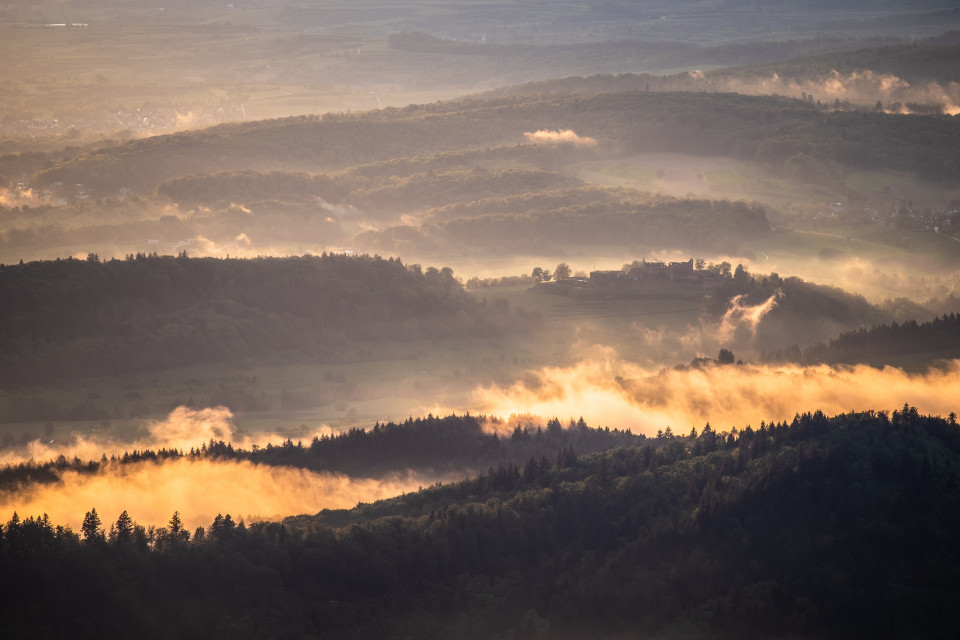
0,253,535,386
30,90,960,194
0,414,642,492
481,38,960,98
357,197,770,256
714,40,960,85
761,313,960,366
3,408,959,638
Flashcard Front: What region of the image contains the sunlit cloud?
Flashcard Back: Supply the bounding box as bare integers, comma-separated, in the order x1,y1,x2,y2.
469,355,960,435
0,187,40,207
523,129,598,147
0,407,440,531
0,458,435,532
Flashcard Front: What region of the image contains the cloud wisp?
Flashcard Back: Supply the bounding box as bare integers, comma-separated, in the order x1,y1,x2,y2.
523,129,598,147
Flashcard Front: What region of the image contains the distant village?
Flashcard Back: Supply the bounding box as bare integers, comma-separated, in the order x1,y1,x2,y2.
801,200,960,235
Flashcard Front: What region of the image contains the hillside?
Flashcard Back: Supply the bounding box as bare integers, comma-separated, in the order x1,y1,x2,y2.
479,38,960,116
357,196,771,256
0,253,534,387
27,91,960,196
761,313,960,367
716,40,960,85
2,408,959,638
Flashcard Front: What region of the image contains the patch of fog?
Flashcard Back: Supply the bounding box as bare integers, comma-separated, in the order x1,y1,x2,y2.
523,129,598,147
467,354,960,436
0,406,334,468
0,458,440,532
739,253,960,306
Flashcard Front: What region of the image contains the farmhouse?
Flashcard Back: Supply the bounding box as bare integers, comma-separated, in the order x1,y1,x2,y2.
588,259,726,291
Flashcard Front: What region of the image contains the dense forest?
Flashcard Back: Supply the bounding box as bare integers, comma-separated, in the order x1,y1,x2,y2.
357,196,771,256
0,414,641,492
761,313,960,366
0,253,535,387
3,408,959,638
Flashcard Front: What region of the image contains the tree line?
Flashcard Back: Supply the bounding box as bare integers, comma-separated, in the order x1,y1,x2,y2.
357,197,771,256
760,312,960,366
2,407,959,638
0,253,538,387
0,414,642,493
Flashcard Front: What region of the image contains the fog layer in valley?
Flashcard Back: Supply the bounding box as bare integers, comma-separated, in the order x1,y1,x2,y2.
1,458,434,533
470,355,960,436
0,406,445,531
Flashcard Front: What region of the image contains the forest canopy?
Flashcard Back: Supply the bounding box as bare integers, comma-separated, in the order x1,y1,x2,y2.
2,408,959,639
0,253,535,386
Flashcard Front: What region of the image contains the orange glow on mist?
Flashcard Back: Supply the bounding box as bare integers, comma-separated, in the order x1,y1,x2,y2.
1,458,435,532
471,356,960,435
523,129,598,147
0,406,338,468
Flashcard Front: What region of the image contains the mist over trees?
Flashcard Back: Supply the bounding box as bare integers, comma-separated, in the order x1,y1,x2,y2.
26,90,960,197
3,408,959,638
4,5,960,638
0,414,641,493
762,313,960,366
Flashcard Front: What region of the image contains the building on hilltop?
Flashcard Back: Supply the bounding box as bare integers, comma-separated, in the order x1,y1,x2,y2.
589,258,725,291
